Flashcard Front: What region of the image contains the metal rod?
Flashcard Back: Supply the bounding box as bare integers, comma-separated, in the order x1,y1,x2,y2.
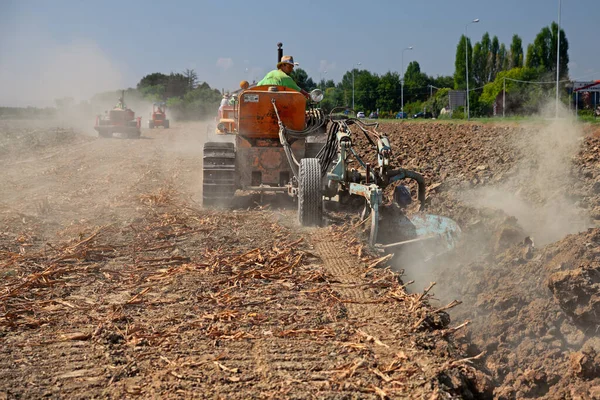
555,0,561,118
503,77,506,118
375,234,438,250
465,19,479,121
245,186,288,192
465,29,470,120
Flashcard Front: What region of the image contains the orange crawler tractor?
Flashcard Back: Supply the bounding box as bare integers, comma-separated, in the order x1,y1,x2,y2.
94,90,141,138
204,43,462,248
203,44,327,225
148,102,169,129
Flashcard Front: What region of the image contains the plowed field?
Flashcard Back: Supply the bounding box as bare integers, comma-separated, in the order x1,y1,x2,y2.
0,120,487,399
2,118,600,399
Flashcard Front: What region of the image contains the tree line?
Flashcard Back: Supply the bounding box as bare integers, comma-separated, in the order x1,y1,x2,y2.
23,20,571,122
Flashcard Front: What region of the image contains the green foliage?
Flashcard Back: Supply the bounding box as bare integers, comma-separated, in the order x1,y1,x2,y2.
472,33,491,86
431,75,454,89
167,84,221,120
139,85,165,102
166,97,183,108
422,88,450,116
137,73,169,90
525,22,569,78
490,35,500,80
404,61,429,103
454,35,473,89
509,34,524,68
183,68,198,91
497,43,507,78
289,68,316,91
403,100,424,116
133,69,221,120
577,110,600,124
479,67,553,115
471,33,510,87
376,72,401,111
452,107,465,119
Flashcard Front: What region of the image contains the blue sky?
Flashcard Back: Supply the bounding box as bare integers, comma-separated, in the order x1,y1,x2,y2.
1,0,598,106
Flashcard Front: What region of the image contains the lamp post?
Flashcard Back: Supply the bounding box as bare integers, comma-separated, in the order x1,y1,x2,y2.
465,18,479,121
555,0,562,118
401,46,413,116
352,62,361,110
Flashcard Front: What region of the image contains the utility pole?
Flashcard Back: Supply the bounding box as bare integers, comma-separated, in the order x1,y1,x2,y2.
352,62,361,110
465,18,480,120
555,0,562,118
503,77,506,118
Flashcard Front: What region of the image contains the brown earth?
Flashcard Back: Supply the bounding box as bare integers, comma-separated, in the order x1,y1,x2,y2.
3,117,600,399
356,119,600,399
0,120,488,399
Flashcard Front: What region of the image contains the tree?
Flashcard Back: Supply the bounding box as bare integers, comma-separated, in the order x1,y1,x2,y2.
137,73,169,90
525,22,569,78
354,70,379,112
183,69,198,91
431,75,454,89
376,71,401,111
454,35,473,89
164,73,189,99
423,88,450,117
471,33,505,85
289,68,316,91
471,34,488,87
404,61,429,103
489,36,500,81
338,69,369,109
480,67,544,115
497,43,508,73
526,26,552,70
509,34,524,68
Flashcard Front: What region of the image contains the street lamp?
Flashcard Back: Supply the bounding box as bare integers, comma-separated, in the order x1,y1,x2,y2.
555,0,562,118
352,62,361,110
401,46,413,115
465,18,479,121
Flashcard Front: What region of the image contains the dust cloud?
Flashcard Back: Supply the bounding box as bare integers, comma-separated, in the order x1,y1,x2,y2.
0,32,125,108
0,18,134,135
392,101,592,294
463,102,592,246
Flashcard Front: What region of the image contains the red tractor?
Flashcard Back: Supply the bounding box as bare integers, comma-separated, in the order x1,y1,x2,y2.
94,90,141,138
148,102,170,129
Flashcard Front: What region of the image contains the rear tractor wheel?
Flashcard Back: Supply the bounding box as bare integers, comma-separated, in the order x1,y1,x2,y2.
298,158,323,226
163,120,169,129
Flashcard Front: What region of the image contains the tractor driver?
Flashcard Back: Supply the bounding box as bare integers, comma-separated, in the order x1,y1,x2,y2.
257,55,310,100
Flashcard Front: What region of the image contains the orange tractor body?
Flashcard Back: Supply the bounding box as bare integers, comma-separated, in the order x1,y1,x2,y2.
202,43,462,248
148,103,169,129
94,91,141,138
204,84,325,204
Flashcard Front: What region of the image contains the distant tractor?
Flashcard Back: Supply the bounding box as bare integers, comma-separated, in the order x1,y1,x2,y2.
148,102,170,129
94,90,141,138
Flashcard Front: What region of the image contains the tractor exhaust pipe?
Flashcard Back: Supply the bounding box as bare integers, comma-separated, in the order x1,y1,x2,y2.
277,42,283,63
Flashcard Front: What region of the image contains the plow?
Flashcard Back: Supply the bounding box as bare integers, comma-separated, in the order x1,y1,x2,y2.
203,44,460,249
